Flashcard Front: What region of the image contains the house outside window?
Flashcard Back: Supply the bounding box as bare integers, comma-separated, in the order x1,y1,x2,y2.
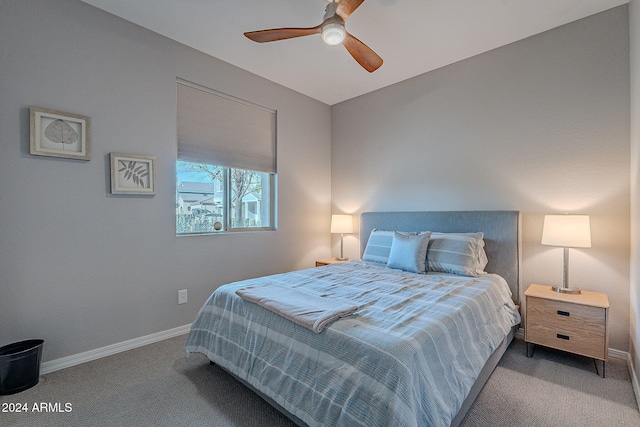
176,161,274,234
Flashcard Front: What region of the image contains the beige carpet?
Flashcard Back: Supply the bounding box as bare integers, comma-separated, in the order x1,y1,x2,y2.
1,335,638,426
460,339,639,426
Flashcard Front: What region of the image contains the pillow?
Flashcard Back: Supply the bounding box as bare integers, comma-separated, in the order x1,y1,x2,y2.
477,241,489,274
386,231,431,274
427,232,485,277
362,230,395,264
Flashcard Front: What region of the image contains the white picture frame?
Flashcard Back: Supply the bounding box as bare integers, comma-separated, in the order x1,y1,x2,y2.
30,106,91,160
110,152,156,195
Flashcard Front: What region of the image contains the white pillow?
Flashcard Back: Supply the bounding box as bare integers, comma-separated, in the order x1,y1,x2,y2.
386,231,431,274
477,240,489,274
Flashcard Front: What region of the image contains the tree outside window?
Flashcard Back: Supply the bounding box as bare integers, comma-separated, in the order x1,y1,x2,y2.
176,160,273,234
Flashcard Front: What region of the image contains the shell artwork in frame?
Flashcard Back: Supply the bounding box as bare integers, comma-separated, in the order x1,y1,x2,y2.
110,152,156,195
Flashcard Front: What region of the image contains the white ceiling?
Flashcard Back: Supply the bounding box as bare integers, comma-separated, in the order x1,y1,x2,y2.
81,0,627,105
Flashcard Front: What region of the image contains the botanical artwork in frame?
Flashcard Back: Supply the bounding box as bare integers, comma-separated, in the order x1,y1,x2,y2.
110,152,156,195
30,107,91,160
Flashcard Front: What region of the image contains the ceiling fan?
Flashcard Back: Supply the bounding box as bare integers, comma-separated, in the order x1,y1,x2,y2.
244,0,383,73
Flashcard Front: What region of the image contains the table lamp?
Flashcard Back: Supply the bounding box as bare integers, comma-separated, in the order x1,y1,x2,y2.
541,214,591,294
331,214,353,261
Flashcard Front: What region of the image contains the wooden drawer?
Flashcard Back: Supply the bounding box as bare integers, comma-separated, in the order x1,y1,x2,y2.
526,296,607,360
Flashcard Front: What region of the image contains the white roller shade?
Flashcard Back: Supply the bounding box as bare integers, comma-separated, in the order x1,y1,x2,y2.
177,81,276,173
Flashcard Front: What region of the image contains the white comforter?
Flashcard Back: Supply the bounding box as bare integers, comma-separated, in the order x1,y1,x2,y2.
185,260,521,427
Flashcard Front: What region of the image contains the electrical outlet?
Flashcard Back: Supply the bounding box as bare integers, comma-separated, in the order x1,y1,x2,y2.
178,289,188,304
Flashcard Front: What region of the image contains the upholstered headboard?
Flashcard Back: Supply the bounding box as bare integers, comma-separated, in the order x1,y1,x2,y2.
360,211,520,304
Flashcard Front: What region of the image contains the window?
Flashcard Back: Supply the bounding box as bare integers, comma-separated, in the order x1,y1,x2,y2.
176,161,274,234
176,80,276,235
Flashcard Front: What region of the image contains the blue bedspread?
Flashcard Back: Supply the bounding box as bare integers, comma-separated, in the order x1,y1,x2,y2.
185,261,521,427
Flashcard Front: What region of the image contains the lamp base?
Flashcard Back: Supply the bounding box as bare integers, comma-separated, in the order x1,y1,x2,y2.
552,286,581,295
336,257,349,261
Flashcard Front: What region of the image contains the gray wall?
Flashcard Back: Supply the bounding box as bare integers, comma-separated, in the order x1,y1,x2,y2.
332,6,631,351
630,0,640,393
0,0,332,361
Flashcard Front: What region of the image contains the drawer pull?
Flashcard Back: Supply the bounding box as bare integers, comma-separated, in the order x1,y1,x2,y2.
557,310,570,317
557,334,570,340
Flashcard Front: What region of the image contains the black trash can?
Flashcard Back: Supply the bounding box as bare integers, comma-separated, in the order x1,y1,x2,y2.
0,339,44,395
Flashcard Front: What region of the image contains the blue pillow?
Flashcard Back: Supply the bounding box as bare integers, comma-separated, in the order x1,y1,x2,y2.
386,231,431,274
362,230,395,264
427,232,485,276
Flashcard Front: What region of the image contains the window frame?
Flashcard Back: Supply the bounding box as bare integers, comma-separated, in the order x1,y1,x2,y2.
226,168,276,233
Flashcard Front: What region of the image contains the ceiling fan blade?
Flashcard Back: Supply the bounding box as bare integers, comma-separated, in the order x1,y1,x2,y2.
244,25,321,43
343,32,383,72
336,0,365,21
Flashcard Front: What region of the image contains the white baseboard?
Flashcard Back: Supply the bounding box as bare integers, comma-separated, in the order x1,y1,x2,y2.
609,347,629,360
40,324,192,374
629,354,640,412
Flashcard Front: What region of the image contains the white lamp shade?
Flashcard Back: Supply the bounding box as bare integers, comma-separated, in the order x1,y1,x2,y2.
541,215,591,248
331,214,353,234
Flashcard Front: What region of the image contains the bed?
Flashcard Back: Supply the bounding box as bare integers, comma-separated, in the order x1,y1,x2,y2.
185,211,521,427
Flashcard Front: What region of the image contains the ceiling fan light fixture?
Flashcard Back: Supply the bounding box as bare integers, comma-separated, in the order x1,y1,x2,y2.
321,23,345,45
244,0,382,72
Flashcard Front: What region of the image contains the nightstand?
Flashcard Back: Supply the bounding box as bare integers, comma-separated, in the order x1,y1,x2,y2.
524,283,609,377
315,257,347,267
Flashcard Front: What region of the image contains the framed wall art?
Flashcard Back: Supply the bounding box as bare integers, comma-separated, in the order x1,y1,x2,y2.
30,107,91,160
110,152,156,195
